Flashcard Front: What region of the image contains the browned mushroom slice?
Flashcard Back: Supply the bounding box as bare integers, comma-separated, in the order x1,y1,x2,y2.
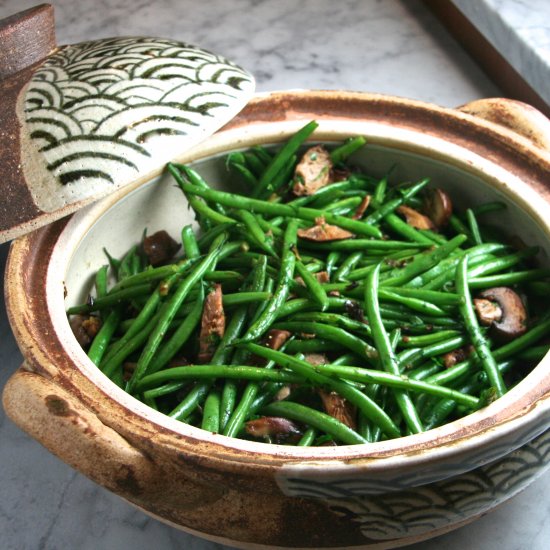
295,270,330,286
304,353,329,366
292,145,334,196
423,188,453,228
396,205,435,230
123,361,137,382
473,298,503,326
298,218,354,242
318,390,357,430
69,314,101,348
442,345,474,369
245,417,301,439
476,287,528,342
198,284,225,363
143,230,180,266
264,329,292,351
352,195,371,220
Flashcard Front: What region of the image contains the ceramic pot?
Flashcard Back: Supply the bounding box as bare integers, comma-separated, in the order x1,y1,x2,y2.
3,90,550,549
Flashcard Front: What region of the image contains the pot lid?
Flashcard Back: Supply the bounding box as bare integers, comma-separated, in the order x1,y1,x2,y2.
0,4,255,243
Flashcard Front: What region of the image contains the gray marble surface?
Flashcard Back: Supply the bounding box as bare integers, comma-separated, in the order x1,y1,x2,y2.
0,1,548,549
453,0,550,106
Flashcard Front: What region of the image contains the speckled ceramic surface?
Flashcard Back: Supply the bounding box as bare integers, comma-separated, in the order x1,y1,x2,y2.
3,91,550,549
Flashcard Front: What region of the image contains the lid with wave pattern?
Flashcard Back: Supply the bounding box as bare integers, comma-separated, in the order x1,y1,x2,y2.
0,5,255,243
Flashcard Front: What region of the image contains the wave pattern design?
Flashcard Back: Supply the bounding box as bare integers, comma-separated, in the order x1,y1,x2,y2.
24,37,254,188
284,428,550,541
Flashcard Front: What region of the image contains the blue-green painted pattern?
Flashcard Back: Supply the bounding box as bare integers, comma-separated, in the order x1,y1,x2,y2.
282,424,550,541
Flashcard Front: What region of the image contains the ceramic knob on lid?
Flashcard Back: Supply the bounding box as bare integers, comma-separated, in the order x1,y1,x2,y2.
0,4,255,243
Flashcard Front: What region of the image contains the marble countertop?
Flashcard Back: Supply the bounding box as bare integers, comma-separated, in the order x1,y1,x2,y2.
1,1,549,549
452,0,550,107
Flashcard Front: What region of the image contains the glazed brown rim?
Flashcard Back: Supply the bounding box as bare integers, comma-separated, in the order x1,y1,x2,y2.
6,90,550,471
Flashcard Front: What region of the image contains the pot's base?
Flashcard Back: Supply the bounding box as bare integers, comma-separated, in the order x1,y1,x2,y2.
129,502,485,549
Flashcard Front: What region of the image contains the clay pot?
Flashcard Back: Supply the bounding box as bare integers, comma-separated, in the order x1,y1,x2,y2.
4,90,550,549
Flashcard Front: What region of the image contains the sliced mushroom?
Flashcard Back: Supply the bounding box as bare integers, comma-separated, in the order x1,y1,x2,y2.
143,230,180,266
475,287,527,342
352,195,371,220
69,314,101,348
295,270,330,286
245,417,302,441
292,145,334,196
297,218,354,241
423,188,453,228
318,390,357,430
123,361,137,382
473,298,503,326
442,345,474,369
264,329,292,351
304,353,329,366
198,284,225,363
396,205,435,230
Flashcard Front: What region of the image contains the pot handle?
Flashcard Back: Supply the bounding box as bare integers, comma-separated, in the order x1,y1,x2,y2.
458,97,550,152
2,366,157,499
0,3,56,79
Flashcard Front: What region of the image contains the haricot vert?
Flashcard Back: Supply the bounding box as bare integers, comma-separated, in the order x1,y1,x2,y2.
67,121,550,446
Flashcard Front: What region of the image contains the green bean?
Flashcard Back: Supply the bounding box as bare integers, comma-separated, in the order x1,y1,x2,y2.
109,259,195,293
100,308,164,378
472,201,507,216
400,330,461,348
455,255,506,397
181,224,200,259
146,284,205,375
118,245,139,281
261,401,367,445
315,363,478,408
87,309,122,365
135,365,303,392
364,178,429,225
253,120,318,198
273,321,377,362
201,390,222,433
127,233,227,392
384,287,462,306
468,269,550,289
243,343,401,439
174,180,384,239
240,220,299,342
295,260,329,310
297,427,318,446
365,263,424,433
67,284,152,315
330,135,367,164
142,381,187,401
378,288,447,317
383,213,436,245
382,234,467,287
466,208,483,245
466,247,539,278
236,210,276,255
243,152,267,178
94,265,109,299
334,252,363,282
303,239,429,252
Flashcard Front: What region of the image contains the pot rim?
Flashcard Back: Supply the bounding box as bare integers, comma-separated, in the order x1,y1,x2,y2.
6,90,550,468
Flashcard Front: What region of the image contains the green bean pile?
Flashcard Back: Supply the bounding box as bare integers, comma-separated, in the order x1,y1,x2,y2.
68,121,550,446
